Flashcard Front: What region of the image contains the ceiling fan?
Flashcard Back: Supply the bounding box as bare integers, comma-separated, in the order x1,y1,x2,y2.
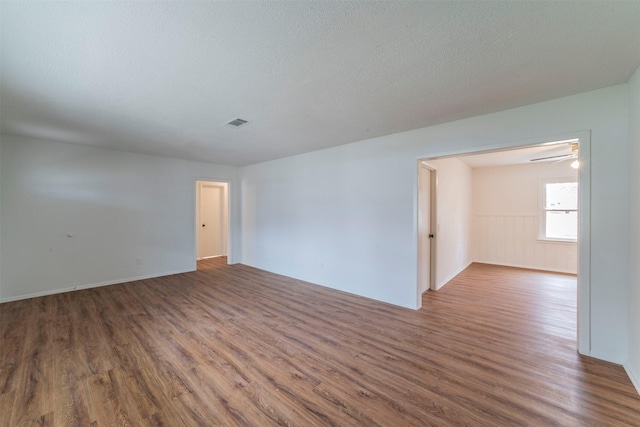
530,142,579,163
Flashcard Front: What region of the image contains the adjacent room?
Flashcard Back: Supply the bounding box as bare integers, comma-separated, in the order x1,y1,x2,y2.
419,141,581,282
1,1,639,425
418,141,580,293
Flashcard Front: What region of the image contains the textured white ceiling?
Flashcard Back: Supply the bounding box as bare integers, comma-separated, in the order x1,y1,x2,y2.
1,1,639,166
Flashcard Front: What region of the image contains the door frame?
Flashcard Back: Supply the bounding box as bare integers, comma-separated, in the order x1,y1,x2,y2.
194,178,233,266
196,181,228,260
417,162,437,300
415,130,591,355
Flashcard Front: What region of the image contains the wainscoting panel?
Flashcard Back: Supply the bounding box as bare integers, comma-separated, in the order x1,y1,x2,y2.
473,215,577,274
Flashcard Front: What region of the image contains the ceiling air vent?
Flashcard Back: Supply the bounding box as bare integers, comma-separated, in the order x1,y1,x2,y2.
226,118,249,127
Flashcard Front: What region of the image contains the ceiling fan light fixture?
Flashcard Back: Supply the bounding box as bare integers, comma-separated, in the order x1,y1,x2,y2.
530,141,580,163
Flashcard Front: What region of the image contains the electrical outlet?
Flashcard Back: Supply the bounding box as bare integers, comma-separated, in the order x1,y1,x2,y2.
136,258,143,265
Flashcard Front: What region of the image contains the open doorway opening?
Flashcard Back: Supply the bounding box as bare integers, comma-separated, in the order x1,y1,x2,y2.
417,135,590,354
196,180,229,266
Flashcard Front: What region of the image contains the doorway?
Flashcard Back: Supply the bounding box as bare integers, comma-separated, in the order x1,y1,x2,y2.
416,134,591,355
196,180,229,262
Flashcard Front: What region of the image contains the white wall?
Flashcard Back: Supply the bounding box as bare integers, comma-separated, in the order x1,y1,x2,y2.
472,162,578,273
424,158,473,289
241,145,421,308
0,135,3,296
241,84,629,363
0,134,239,302
627,65,640,393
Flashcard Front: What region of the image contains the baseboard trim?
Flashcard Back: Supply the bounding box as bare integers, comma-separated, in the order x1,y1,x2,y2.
473,260,577,275
239,262,416,310
0,268,195,303
624,363,640,397
435,261,473,290
587,348,625,365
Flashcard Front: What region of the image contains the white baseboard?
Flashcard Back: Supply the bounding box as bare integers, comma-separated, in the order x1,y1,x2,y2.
240,261,417,310
588,348,625,365
624,363,640,397
435,261,473,290
0,268,195,303
473,260,577,275
576,351,638,396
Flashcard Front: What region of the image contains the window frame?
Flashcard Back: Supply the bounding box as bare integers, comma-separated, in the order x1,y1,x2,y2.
538,177,578,243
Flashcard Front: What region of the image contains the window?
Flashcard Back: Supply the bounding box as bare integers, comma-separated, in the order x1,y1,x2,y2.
540,179,578,241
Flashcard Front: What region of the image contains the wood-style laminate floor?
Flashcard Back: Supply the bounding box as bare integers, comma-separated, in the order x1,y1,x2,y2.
1,259,639,426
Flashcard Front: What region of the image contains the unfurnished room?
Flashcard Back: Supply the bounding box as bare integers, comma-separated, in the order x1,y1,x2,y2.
1,1,640,426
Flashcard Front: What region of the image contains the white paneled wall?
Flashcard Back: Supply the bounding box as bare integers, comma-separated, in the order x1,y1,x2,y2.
473,215,577,273
471,161,578,274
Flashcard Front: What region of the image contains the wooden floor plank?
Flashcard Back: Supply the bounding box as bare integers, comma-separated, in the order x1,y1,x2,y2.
1,259,639,426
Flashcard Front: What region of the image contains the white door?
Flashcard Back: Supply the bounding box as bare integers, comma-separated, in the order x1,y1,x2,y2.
418,164,434,293
200,184,224,258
